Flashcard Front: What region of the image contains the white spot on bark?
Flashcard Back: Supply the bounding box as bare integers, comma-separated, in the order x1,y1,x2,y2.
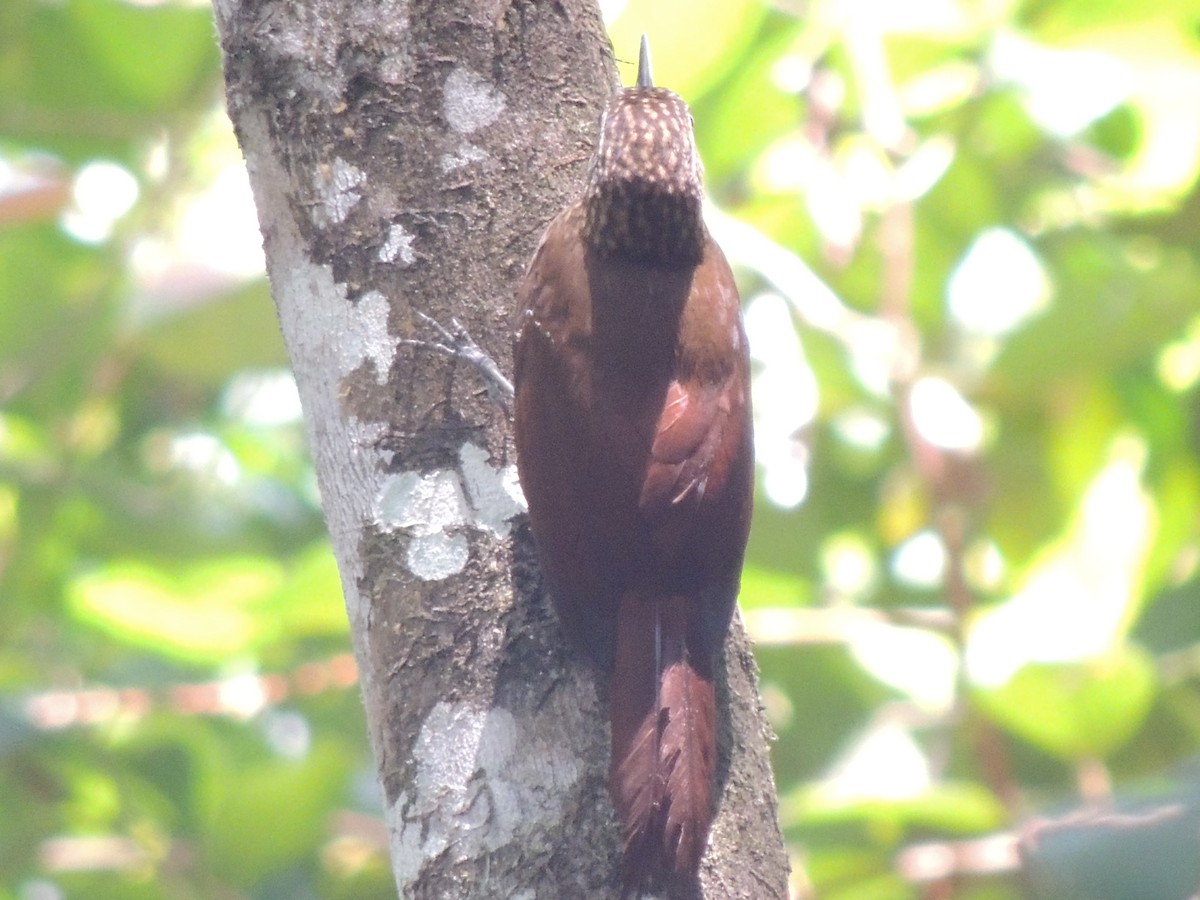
376,468,471,581
443,68,506,134
313,157,364,226
376,469,470,532
388,701,583,889
303,285,395,385
374,444,523,579
378,223,416,265
407,532,470,581
345,290,395,385
459,443,525,536
441,143,488,173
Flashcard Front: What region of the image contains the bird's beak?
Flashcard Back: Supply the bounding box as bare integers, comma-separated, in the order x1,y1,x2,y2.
637,34,653,89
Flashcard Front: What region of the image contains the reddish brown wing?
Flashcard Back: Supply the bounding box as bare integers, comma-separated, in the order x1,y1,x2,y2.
638,378,731,516
637,235,751,533
639,238,754,663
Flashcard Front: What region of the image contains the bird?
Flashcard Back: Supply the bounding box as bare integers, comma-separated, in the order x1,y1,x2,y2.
513,36,753,891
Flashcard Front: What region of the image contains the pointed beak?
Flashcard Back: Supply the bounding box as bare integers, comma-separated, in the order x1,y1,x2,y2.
636,34,653,89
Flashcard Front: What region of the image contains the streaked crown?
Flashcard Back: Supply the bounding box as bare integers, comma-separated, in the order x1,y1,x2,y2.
584,38,705,266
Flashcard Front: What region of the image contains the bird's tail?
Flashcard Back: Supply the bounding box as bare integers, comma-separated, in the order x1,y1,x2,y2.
609,591,717,890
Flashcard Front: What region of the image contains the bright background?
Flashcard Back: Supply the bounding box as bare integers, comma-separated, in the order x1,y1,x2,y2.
2,0,1200,897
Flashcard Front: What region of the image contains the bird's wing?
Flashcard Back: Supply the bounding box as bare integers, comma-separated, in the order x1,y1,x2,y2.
639,376,739,519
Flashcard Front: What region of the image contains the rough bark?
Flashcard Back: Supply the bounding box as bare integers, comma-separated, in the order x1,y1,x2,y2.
211,1,789,896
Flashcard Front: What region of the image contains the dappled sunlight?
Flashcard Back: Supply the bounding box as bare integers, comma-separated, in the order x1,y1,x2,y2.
990,33,1132,138
890,528,947,589
175,160,265,278
746,291,819,508
61,160,140,244
819,712,933,803
820,530,879,602
1157,315,1200,393
848,620,959,715
909,376,985,452
947,228,1051,339
163,430,241,486
967,437,1155,687
128,106,267,323
222,369,304,427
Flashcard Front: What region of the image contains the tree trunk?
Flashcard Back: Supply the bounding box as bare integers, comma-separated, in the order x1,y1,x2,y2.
211,1,789,896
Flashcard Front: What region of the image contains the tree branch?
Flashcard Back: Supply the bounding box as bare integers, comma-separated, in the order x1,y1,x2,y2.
212,1,788,896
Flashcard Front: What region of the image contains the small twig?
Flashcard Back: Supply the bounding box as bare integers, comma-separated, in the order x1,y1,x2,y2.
399,311,515,409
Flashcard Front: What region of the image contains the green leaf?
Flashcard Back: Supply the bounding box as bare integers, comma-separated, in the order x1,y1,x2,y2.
204,744,348,886
66,546,346,664
972,646,1157,759
277,544,349,638
1087,103,1140,160
139,282,286,387
693,19,804,186
993,238,1200,393
1021,0,1200,42
796,780,1007,835
68,0,218,111
68,557,286,662
824,872,913,900
0,2,217,159
739,562,811,610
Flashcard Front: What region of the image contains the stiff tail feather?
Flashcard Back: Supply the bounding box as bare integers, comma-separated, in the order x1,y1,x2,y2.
610,592,717,890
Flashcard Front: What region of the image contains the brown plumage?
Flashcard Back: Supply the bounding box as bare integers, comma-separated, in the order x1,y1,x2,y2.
513,38,753,891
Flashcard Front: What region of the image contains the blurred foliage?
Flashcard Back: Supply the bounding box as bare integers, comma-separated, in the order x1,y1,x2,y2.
1,0,1199,898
